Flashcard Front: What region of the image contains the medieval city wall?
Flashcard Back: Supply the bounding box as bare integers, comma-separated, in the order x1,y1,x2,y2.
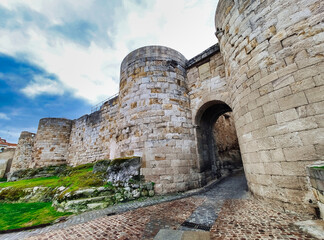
10,131,35,172
9,0,323,213
215,0,324,211
186,46,242,183
187,45,229,118
31,118,72,168
67,97,119,166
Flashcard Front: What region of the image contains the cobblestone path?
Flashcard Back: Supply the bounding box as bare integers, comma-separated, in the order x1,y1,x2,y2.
0,171,317,239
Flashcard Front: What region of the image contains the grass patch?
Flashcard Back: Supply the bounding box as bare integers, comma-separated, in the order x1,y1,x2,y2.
0,176,60,189
57,166,104,192
0,163,105,201
311,166,324,169
0,202,72,231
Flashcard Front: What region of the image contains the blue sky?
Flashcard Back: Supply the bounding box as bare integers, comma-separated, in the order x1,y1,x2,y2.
0,0,218,143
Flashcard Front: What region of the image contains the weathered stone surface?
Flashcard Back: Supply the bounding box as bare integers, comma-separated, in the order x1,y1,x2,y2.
0,148,15,178
53,181,155,213
8,164,67,182
10,131,35,174
215,0,324,212
105,157,141,183
93,159,111,173
0,186,54,202
0,159,8,178
34,118,72,168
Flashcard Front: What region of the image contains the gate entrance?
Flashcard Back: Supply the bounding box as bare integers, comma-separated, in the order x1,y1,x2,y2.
195,100,243,185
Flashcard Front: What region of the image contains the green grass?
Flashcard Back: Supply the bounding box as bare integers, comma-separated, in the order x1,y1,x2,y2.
0,164,105,201
311,166,324,169
0,202,72,231
0,176,60,188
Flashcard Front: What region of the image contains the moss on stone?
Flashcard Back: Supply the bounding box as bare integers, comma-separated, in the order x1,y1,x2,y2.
0,188,28,201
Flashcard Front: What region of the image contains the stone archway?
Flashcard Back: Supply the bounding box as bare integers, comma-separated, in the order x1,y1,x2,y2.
195,100,243,185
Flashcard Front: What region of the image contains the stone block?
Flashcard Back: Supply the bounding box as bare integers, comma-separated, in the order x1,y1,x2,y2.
276,63,298,78
305,85,324,103
257,137,276,150
270,148,285,162
278,92,308,111
281,161,311,176
275,109,298,124
263,162,283,175
291,77,316,93
283,145,317,161
259,72,279,86
299,129,324,146
293,65,319,82
262,101,280,116
271,175,302,190
274,132,303,148
313,74,324,87
286,117,318,132
272,75,295,90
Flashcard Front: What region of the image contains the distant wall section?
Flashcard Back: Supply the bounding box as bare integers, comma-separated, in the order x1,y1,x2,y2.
68,97,119,166
0,148,15,178
10,131,35,173
31,118,72,168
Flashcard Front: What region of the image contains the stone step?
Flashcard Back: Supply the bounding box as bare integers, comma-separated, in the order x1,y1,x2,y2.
56,196,112,213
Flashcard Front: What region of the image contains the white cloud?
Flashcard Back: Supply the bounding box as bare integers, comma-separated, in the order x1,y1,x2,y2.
21,75,64,98
0,113,10,120
0,0,218,104
0,127,37,143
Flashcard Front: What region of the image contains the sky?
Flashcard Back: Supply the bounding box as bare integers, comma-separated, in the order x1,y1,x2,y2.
0,0,219,143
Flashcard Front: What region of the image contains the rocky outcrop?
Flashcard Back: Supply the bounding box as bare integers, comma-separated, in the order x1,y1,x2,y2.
53,182,155,213
8,164,67,182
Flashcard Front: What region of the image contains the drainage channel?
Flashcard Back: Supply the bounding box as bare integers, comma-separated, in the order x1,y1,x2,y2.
180,221,212,231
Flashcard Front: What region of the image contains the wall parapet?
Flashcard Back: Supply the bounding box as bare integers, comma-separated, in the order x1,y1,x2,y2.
186,44,220,68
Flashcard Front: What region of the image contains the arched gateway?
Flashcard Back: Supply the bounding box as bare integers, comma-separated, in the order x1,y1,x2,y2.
194,100,242,185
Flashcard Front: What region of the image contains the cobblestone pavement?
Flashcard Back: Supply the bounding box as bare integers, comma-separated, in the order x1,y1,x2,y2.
210,199,315,240
179,170,249,231
0,171,318,240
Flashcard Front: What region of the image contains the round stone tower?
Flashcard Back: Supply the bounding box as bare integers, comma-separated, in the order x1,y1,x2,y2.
32,118,72,168
215,0,323,212
118,46,198,193
10,131,35,173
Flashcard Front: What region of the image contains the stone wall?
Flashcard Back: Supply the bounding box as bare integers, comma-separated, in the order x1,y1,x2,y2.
31,118,72,168
10,131,35,173
68,97,119,166
187,45,229,118
213,112,242,171
187,46,235,184
215,0,324,212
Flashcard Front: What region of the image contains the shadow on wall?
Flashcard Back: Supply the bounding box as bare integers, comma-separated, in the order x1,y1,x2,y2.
214,112,242,173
